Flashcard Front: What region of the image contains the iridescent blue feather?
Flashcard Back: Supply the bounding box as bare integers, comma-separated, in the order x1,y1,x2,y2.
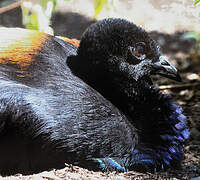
93,92,189,172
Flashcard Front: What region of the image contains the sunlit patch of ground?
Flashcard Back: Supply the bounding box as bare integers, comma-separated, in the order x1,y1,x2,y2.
57,0,200,33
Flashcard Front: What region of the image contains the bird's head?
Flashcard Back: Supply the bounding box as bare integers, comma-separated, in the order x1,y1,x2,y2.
77,18,181,83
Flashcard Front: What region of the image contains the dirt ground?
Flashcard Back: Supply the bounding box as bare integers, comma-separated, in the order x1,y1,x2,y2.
0,0,200,179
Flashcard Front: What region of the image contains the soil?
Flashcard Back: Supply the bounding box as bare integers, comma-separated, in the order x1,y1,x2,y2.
0,0,200,179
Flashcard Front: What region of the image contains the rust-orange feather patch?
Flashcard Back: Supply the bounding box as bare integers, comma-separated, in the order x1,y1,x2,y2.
0,28,51,68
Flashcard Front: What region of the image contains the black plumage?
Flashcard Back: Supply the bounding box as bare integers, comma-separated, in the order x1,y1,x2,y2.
0,18,189,175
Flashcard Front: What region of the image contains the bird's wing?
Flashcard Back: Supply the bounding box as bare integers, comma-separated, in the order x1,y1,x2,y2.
0,27,79,137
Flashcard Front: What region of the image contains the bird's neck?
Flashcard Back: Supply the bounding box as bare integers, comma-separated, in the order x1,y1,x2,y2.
67,56,177,140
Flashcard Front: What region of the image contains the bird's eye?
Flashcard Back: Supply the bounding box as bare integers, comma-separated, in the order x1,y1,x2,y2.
129,42,146,60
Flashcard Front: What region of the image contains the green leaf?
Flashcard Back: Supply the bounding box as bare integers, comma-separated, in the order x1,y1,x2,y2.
21,0,55,34
182,32,200,42
93,0,108,19
194,0,200,5
21,2,38,30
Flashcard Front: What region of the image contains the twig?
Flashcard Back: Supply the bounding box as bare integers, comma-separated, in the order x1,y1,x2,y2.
159,82,200,90
0,0,24,14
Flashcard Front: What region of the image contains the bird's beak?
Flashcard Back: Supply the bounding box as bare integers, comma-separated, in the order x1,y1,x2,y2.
152,56,182,82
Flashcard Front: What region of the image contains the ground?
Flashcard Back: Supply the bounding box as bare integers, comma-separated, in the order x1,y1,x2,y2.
0,0,200,179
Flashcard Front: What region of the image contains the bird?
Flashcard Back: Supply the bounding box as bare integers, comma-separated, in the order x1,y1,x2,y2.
0,18,189,175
